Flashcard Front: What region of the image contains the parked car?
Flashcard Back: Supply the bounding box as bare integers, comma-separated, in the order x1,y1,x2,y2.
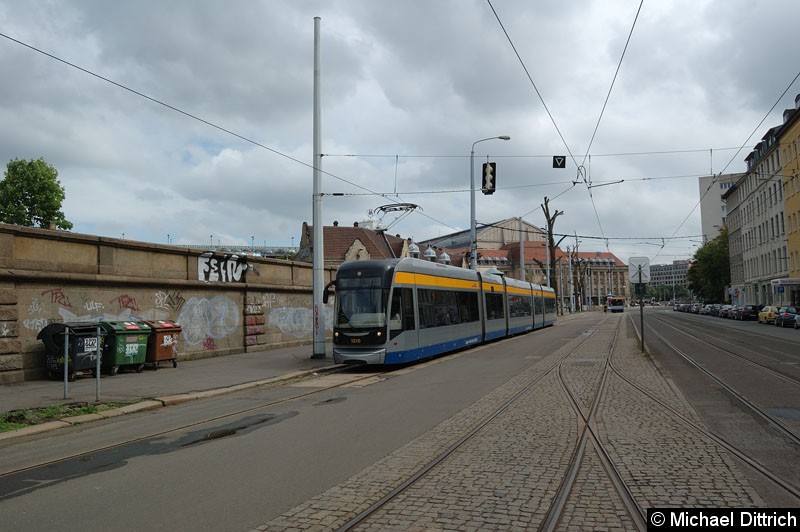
738,304,761,321
719,305,733,318
795,313,800,330
730,306,743,319
774,306,798,327
709,304,722,316
758,305,779,324
698,305,711,315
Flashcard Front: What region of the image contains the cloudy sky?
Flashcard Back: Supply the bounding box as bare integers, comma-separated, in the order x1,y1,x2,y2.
2,0,799,265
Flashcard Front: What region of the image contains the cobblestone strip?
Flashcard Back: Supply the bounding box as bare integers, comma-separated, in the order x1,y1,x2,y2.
613,316,703,423
559,318,616,413
252,327,604,531
352,371,576,531
598,338,765,508
557,443,637,531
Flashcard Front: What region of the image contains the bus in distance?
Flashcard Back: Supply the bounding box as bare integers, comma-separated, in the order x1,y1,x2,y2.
606,296,625,313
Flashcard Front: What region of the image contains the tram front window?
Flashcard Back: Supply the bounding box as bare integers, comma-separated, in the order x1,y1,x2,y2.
335,277,387,329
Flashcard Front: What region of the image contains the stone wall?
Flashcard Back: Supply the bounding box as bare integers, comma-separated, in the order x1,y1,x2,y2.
0,223,335,383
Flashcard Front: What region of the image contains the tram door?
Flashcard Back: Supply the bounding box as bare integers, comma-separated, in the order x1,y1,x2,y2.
388,287,417,352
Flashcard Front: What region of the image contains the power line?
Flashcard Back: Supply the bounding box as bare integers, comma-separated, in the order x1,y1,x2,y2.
475,220,702,242
0,31,460,232
654,68,800,262
325,169,711,198
321,146,747,159
580,1,643,253
580,0,643,168
486,0,579,170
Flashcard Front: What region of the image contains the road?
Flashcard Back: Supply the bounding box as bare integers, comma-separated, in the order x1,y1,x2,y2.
635,305,800,507
0,309,797,531
0,313,592,532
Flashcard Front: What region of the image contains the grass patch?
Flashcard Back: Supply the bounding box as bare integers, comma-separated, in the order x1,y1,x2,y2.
0,402,130,433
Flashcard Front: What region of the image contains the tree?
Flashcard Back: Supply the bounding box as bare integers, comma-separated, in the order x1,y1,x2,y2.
0,158,73,230
531,197,568,313
687,227,730,302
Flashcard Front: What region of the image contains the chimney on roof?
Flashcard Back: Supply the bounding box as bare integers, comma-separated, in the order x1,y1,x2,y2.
353,221,359,227
333,220,338,227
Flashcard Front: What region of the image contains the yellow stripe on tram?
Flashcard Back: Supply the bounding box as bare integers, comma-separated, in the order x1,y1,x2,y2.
506,285,532,296
394,272,479,290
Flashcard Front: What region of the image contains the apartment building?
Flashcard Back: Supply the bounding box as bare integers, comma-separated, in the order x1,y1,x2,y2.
779,95,800,305
723,103,794,306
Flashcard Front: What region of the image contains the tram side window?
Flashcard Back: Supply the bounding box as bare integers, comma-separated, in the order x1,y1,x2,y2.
418,288,476,328
418,289,437,329
509,294,532,317
401,288,415,330
457,291,480,323
533,293,543,316
544,296,556,314
485,293,505,320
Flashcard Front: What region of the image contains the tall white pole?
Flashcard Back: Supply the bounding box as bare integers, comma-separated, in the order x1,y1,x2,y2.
312,17,325,358
470,146,477,270
519,217,525,280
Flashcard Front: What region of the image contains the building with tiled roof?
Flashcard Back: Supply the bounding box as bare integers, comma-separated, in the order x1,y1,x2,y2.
418,217,544,250
295,220,412,267
296,217,629,312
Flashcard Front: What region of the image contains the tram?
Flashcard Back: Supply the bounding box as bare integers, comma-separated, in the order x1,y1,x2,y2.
325,257,557,365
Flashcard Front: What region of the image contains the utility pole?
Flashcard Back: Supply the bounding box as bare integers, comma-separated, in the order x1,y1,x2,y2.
311,17,325,359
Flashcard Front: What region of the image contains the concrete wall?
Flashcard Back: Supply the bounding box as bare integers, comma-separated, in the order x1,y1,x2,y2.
0,223,335,383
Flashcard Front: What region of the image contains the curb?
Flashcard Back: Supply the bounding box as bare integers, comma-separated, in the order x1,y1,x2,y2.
0,364,341,442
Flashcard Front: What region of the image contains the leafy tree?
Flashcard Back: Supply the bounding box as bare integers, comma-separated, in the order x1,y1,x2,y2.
687,227,730,302
0,158,73,230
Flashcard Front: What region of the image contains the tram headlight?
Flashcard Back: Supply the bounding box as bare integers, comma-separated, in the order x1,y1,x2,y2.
377,331,382,337
334,331,339,338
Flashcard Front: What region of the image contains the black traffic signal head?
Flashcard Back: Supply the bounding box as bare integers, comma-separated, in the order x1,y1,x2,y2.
482,162,496,195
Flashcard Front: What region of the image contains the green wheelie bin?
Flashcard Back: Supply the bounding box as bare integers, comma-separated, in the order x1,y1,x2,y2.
100,321,151,375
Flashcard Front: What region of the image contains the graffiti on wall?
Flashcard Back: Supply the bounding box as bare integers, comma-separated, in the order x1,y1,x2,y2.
41,288,71,307
176,295,240,346
110,294,140,312
22,289,241,353
268,305,333,339
155,291,186,314
198,253,248,283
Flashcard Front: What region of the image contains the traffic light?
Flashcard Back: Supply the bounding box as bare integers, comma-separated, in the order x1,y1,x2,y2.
482,162,496,195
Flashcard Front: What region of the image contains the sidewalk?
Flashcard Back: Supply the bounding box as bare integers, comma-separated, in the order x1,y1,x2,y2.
0,343,338,439
1,312,592,441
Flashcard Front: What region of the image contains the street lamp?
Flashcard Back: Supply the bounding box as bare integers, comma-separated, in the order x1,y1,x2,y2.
470,135,510,270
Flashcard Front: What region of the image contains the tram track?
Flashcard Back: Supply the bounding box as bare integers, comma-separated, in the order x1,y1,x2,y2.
541,324,646,532
653,314,800,387
332,315,657,531
642,314,800,446
625,313,800,500
254,312,777,530
332,318,614,531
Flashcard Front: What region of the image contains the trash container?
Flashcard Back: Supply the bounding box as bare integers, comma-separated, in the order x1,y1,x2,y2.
144,320,181,369
37,322,105,381
99,321,151,375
